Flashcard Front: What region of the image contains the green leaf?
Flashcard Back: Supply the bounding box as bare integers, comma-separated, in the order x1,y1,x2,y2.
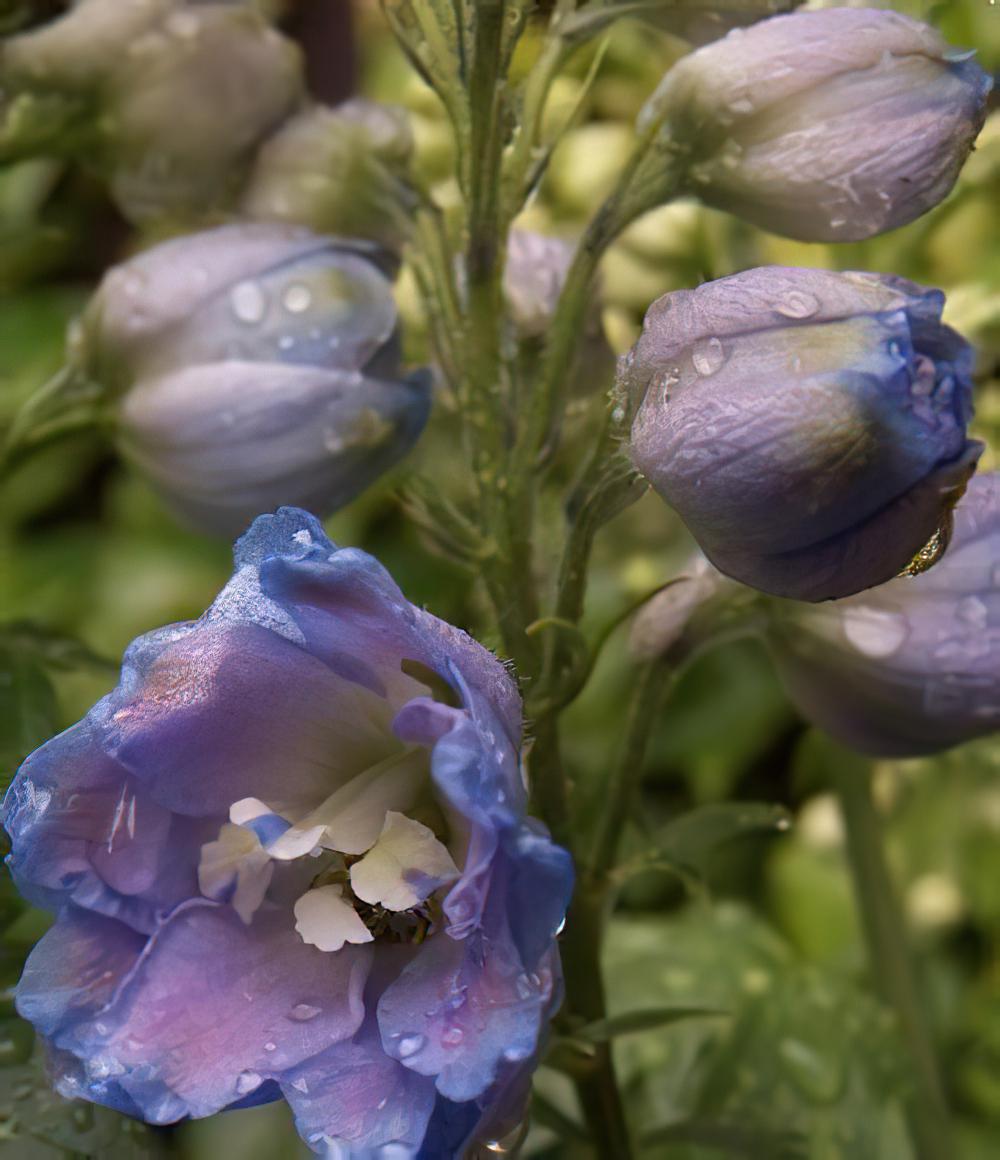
576,1004,728,1043
0,642,58,790
641,1116,808,1159
624,801,792,883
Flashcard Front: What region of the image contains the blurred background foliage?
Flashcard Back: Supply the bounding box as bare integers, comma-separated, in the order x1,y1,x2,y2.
1,0,999,1156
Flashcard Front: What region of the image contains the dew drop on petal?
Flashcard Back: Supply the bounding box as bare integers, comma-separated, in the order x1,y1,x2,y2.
774,291,819,320
441,1027,464,1047
230,281,267,325
842,607,908,658
692,337,725,377
956,595,988,629
283,284,313,314
289,1003,321,1022
235,1070,262,1096
396,1034,426,1059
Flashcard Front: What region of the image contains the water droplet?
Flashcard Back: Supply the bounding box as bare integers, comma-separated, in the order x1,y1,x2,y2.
652,368,680,404
692,337,725,376
283,284,313,314
289,1003,321,1022
291,1076,309,1094
235,1070,262,1096
231,281,267,325
842,607,908,658
263,1041,276,1052
165,10,201,38
515,973,540,1000
396,1034,426,1059
774,290,819,320
728,96,754,115
957,595,988,629
441,1026,464,1047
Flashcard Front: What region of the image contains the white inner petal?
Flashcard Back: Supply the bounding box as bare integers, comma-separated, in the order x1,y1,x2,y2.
294,884,375,953
229,797,271,826
350,811,460,912
286,747,428,857
197,823,273,925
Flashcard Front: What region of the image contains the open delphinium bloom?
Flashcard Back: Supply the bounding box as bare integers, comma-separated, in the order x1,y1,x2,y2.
3,509,572,1155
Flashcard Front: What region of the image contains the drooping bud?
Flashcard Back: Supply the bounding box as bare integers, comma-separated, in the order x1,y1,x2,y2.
504,229,614,393
765,474,1000,757
643,7,992,241
619,266,982,602
75,223,430,535
1,1,304,222
240,100,416,254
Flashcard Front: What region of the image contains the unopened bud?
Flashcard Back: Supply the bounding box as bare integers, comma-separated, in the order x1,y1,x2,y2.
645,7,991,242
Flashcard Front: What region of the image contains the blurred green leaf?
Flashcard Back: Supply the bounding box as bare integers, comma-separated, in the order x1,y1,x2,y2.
0,642,57,789
576,1005,728,1043
622,801,791,884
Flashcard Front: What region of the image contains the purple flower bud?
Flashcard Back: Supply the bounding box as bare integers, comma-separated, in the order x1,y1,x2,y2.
765,474,1000,756
2,508,573,1153
241,100,416,254
77,223,430,535
647,7,992,241
619,266,983,602
2,1,304,222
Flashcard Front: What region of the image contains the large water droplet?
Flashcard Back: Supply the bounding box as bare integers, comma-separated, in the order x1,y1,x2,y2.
289,1003,321,1022
842,607,908,658
692,337,725,377
441,1026,464,1047
774,290,819,320
396,1034,426,1059
235,1070,262,1096
231,281,267,325
283,284,313,314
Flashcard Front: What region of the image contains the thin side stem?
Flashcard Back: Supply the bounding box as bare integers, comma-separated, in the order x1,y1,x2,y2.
830,760,952,1160
589,661,670,881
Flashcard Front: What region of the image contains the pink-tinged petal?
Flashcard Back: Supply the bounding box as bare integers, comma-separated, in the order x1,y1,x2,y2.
104,622,398,817
281,1018,435,1155
16,909,146,1040
54,904,370,1122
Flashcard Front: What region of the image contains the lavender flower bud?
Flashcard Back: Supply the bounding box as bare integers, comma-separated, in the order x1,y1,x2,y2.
241,100,416,254
645,7,992,242
76,223,430,535
504,229,614,393
766,474,1000,757
2,1,304,222
619,266,983,602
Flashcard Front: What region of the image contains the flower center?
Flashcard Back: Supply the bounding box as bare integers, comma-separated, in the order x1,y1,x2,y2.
196,748,460,950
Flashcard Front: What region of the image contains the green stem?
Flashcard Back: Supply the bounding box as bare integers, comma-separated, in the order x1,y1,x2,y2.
530,718,633,1159
590,660,670,881
830,759,952,1160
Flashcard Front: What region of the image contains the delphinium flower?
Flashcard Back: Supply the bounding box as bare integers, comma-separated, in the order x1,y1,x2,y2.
74,222,431,536
619,266,982,601
645,6,992,241
3,508,573,1156
765,473,1000,757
